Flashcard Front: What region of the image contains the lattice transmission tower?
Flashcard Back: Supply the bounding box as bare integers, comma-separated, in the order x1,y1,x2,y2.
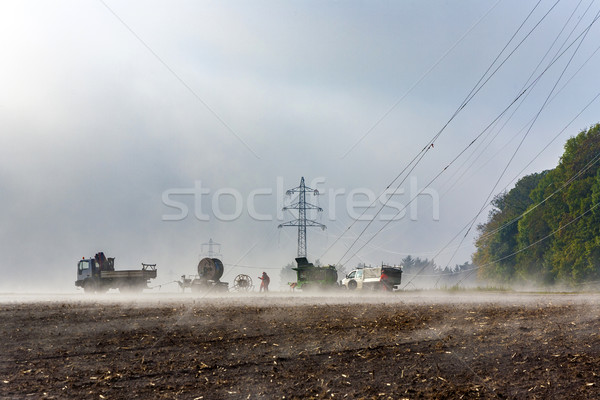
278,177,326,258
200,238,222,259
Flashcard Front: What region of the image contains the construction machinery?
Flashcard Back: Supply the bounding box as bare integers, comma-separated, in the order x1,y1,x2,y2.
291,257,338,290
178,257,229,293
75,252,157,294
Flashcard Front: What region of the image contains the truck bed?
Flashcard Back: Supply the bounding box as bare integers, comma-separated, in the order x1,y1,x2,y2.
100,270,157,279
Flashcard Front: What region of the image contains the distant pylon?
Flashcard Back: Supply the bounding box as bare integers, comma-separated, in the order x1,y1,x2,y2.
201,238,222,259
278,177,326,258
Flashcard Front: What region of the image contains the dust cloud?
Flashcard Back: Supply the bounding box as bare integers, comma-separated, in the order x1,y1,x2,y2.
2,290,600,307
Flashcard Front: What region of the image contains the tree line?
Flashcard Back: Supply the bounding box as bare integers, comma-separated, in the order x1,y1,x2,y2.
473,123,600,285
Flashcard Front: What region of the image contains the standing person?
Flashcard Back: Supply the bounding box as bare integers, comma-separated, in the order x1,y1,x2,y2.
259,272,270,292
380,270,391,291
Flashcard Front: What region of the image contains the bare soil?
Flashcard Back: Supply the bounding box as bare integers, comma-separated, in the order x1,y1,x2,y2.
1,293,600,399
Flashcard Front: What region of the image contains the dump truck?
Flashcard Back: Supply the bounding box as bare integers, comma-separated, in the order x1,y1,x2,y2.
341,264,402,291
290,257,338,290
75,252,157,294
178,257,229,293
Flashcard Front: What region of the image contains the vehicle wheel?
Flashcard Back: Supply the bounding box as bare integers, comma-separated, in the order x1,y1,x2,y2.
347,280,357,290
191,284,202,293
191,280,209,293
95,286,109,294
83,280,98,294
83,283,95,294
119,285,144,294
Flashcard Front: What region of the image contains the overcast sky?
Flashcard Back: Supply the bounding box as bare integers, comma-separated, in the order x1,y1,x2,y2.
1,0,599,291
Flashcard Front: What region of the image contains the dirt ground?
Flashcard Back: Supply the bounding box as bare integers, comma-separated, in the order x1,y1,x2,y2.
2,292,600,399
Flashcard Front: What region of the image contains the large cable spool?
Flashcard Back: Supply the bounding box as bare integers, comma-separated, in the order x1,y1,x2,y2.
198,257,224,281
233,274,253,291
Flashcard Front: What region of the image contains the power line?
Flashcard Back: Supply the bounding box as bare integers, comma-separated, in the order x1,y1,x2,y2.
339,8,600,273
340,0,504,159
224,263,282,270
454,121,600,254
437,0,591,198
321,0,549,263
403,7,600,284
98,0,260,159
430,149,600,281
439,45,600,200
443,5,600,271
400,119,600,290
455,200,600,286
338,89,528,267
503,92,600,190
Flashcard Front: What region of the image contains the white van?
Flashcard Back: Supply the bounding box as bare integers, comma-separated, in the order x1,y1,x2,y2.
341,265,402,291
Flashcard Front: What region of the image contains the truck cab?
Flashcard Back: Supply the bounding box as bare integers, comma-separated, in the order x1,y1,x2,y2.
76,254,114,288
75,257,106,293
77,259,93,282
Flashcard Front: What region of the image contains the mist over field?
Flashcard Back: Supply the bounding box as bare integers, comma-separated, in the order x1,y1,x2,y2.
4,2,600,398
3,292,600,398
2,1,600,293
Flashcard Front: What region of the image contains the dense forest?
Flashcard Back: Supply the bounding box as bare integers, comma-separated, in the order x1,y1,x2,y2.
473,123,600,285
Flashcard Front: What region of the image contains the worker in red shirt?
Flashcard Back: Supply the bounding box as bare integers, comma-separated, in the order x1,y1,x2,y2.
380,271,392,291
259,272,270,292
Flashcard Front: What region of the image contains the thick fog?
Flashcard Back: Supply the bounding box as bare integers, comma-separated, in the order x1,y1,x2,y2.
1,1,599,292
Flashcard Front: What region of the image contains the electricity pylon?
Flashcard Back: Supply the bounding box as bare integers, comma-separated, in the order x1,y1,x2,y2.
201,238,222,259
278,177,326,258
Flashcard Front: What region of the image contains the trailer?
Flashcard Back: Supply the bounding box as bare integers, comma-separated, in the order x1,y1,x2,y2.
178,257,229,293
75,252,157,294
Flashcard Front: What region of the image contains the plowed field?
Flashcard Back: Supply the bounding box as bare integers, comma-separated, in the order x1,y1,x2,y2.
2,293,600,399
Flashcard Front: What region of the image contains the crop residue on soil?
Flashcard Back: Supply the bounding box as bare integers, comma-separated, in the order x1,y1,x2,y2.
1,293,600,399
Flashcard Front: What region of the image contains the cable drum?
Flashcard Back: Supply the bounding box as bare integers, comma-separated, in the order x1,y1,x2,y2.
233,274,253,291
198,257,224,281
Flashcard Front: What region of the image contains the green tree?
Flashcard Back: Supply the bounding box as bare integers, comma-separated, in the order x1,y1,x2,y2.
474,123,600,285
474,172,545,282
401,255,415,271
